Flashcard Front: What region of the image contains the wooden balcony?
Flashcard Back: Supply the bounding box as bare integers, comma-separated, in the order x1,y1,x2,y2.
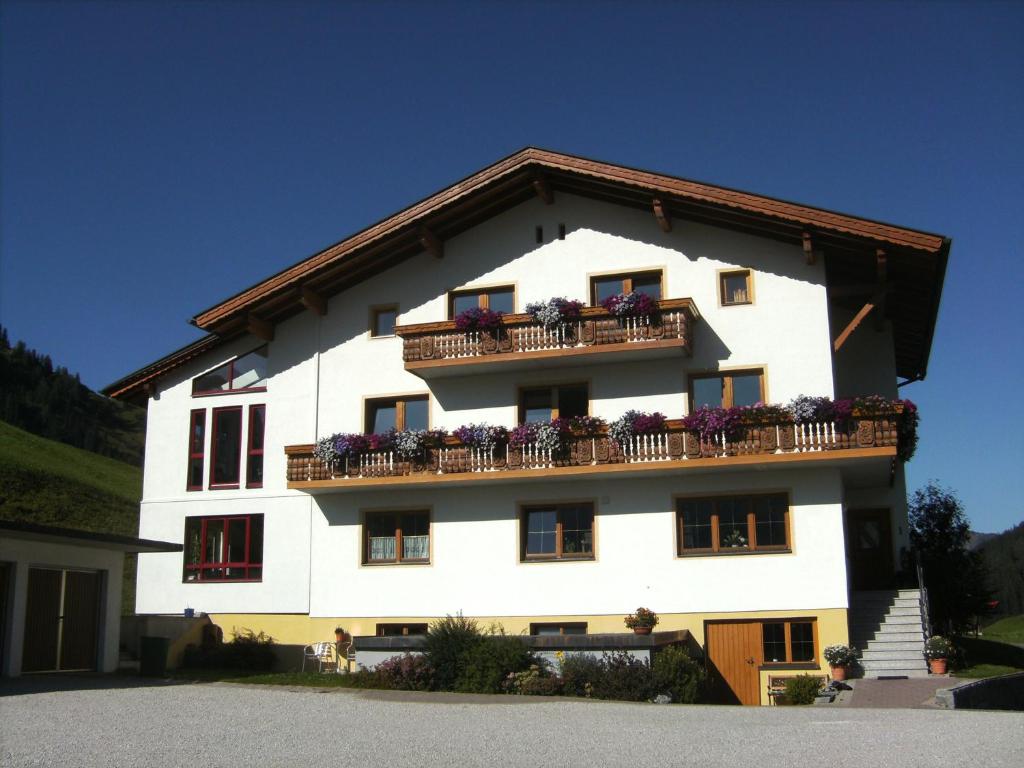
285,414,901,492
395,298,699,378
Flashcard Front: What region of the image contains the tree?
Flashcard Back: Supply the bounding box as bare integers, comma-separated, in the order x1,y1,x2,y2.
909,482,991,635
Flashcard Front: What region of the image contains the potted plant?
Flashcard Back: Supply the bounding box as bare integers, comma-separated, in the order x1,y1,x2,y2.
823,644,856,681
334,626,347,643
624,607,659,635
925,635,951,674
454,306,504,333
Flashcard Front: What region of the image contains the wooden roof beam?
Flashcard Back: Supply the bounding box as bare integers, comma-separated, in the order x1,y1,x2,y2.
247,313,275,342
874,249,888,331
532,178,554,205
299,286,327,317
652,198,672,233
419,226,444,259
802,231,820,265
833,302,875,352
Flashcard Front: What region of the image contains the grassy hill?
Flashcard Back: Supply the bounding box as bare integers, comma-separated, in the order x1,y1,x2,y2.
0,419,143,611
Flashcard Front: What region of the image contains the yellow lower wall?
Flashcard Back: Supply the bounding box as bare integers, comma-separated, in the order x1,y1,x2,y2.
207,607,848,706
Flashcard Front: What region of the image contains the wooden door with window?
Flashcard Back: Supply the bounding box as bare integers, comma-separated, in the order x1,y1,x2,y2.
21,568,101,673
705,621,762,705
846,509,894,591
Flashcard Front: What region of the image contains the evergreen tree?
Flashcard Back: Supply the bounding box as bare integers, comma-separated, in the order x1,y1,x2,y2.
910,483,991,634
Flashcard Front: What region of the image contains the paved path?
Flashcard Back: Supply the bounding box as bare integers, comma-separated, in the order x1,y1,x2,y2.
844,676,956,709
2,679,1022,768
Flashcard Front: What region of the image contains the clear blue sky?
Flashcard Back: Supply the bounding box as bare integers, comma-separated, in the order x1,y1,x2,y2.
2,1,1021,532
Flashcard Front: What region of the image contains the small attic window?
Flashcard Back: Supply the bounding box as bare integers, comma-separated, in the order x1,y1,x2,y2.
192,346,268,396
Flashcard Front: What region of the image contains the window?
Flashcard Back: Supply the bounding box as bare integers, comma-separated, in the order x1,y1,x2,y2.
246,405,265,488
590,270,663,305
720,270,752,306
210,407,243,488
183,514,263,582
370,306,398,337
376,623,429,637
365,395,429,433
192,346,268,395
677,493,789,555
518,383,588,424
689,369,764,410
521,503,594,561
364,510,430,564
530,622,588,636
762,620,817,664
186,410,205,491
449,285,515,317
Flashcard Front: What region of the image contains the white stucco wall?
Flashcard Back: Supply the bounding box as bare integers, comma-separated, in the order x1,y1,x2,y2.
133,191,892,618
309,468,848,618
0,539,123,676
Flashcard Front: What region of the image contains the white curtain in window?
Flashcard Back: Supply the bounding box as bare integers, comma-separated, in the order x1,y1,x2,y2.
370,536,396,560
402,535,429,560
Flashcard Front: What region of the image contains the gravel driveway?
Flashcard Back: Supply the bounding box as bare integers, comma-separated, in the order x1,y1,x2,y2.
2,679,1022,768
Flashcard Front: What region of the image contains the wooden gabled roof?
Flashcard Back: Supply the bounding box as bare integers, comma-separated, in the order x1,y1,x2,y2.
104,147,950,401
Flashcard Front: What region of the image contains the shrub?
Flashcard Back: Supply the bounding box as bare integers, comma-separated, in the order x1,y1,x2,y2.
423,614,482,690
503,664,561,696
559,652,604,698
651,646,704,704
456,632,536,693
591,651,653,702
782,674,823,705
374,653,434,691
183,627,277,671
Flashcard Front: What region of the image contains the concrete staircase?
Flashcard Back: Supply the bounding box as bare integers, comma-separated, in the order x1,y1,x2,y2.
849,589,929,678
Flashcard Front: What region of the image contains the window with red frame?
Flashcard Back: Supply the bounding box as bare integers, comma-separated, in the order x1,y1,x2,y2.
192,346,268,396
246,405,265,488
186,410,205,491
209,406,243,488
183,514,263,582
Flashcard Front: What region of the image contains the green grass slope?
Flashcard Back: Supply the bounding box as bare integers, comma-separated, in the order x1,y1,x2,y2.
0,419,143,611
982,615,1024,645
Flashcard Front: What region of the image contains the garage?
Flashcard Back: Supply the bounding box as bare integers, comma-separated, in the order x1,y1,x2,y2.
0,520,181,677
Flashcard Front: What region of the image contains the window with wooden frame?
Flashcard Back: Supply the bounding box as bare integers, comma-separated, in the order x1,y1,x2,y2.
590,269,663,305
364,510,430,564
677,493,789,555
192,346,268,396
246,405,266,489
186,410,206,491
376,623,429,637
365,395,429,433
530,622,588,636
761,619,817,664
521,503,595,561
209,406,243,488
518,383,588,424
448,285,515,317
370,306,398,338
720,269,752,306
689,369,764,410
183,514,263,582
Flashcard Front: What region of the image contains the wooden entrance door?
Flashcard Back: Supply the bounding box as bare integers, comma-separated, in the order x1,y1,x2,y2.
846,509,894,591
22,568,101,673
705,621,762,705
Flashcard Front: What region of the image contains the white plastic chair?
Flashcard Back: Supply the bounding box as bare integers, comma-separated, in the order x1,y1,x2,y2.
301,641,336,673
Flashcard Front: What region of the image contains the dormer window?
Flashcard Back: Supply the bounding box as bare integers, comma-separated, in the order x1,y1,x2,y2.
192,346,268,396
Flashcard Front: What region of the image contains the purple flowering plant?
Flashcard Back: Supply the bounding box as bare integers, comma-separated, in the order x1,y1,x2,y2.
600,291,657,318
608,410,668,444
568,415,607,434
452,422,508,450
454,307,504,332
682,406,743,441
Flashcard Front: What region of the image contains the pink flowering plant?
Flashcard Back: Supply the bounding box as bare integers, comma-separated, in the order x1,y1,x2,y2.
600,291,657,318
454,307,504,332
568,415,607,434
608,410,667,445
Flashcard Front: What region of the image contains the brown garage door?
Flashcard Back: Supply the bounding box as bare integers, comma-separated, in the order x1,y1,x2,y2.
22,568,101,673
705,621,762,705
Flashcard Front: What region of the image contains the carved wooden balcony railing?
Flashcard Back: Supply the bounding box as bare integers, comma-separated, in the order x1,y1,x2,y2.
394,298,699,376
285,413,901,490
